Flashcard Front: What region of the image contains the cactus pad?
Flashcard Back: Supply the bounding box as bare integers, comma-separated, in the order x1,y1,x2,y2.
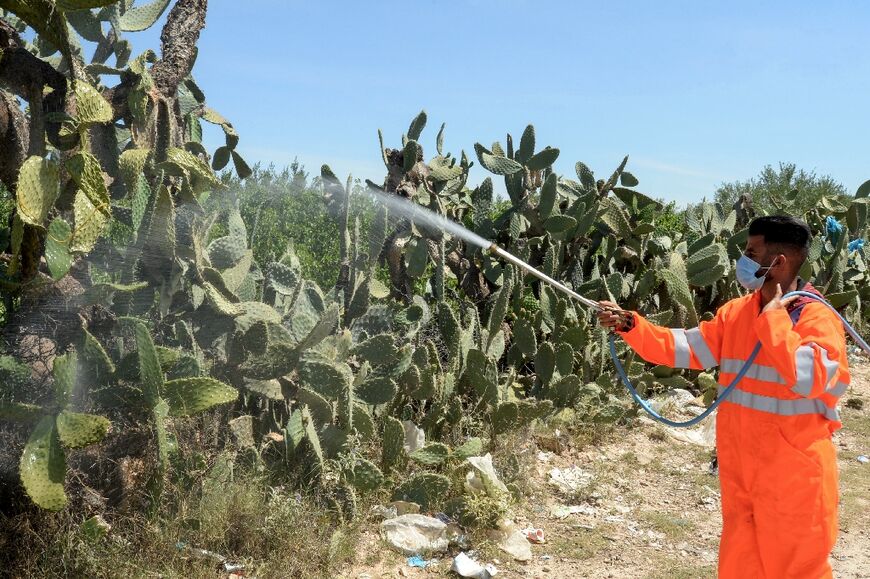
474,143,522,175
526,147,560,171
382,416,405,470
352,334,398,366
119,0,172,31
299,360,352,400
491,402,519,434
74,80,113,126
392,473,451,509
356,375,398,406
454,437,484,460
56,411,110,449
297,387,334,426
20,416,67,511
409,442,450,466
347,458,384,492
162,377,238,416
208,235,248,270
0,401,43,423
16,156,59,227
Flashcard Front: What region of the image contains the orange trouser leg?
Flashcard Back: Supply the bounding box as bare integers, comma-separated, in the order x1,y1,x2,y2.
717,410,764,578
753,427,839,579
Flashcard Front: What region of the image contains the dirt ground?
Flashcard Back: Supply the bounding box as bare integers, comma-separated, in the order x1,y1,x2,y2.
344,361,870,579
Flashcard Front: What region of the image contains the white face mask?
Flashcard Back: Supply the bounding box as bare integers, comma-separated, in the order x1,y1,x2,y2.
735,254,778,291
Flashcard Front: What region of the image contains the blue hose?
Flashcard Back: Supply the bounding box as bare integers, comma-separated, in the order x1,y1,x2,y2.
609,290,869,428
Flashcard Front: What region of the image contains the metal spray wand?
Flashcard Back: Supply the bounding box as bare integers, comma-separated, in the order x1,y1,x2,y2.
486,243,632,324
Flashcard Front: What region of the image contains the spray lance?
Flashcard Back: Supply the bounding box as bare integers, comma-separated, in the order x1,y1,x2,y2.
485,241,870,428
487,243,627,316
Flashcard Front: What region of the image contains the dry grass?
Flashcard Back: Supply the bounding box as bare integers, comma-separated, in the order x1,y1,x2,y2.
0,469,363,578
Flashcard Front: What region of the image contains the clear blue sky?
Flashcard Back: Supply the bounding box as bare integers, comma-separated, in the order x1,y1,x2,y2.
133,0,870,206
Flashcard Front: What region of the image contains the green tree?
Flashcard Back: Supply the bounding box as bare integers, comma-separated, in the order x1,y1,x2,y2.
714,163,847,215
224,162,377,289
649,200,686,239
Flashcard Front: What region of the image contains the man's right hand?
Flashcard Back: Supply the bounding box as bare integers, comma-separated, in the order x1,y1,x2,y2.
596,301,633,332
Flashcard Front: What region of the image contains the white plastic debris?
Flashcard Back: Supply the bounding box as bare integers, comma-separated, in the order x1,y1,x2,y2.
536,451,554,463
464,454,509,497
451,552,498,578
371,504,398,520
550,504,597,519
389,500,421,515
857,455,869,464
402,421,425,453
489,520,532,561
380,514,449,555
665,411,717,448
548,466,593,495
665,388,697,407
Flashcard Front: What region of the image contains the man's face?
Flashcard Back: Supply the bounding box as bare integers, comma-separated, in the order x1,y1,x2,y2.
744,235,785,279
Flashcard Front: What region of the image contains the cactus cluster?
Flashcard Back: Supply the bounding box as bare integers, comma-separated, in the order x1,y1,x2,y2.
2,351,111,510
3,0,868,518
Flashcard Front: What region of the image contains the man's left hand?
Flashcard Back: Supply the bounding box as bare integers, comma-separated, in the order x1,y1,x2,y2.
762,283,799,314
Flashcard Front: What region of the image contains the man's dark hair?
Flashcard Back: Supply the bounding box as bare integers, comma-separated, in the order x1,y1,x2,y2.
748,215,812,263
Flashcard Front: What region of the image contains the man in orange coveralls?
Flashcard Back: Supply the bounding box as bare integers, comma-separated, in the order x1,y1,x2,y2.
598,215,847,578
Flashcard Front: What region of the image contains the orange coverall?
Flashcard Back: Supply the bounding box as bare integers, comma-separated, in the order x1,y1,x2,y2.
617,287,847,578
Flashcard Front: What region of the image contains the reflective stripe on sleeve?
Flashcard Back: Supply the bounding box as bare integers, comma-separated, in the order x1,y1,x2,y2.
820,346,840,386
670,329,691,368
825,381,848,397
718,386,840,421
793,345,816,396
792,343,839,397
685,328,718,369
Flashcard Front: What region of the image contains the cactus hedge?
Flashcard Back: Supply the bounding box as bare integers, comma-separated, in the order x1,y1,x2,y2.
0,2,868,517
